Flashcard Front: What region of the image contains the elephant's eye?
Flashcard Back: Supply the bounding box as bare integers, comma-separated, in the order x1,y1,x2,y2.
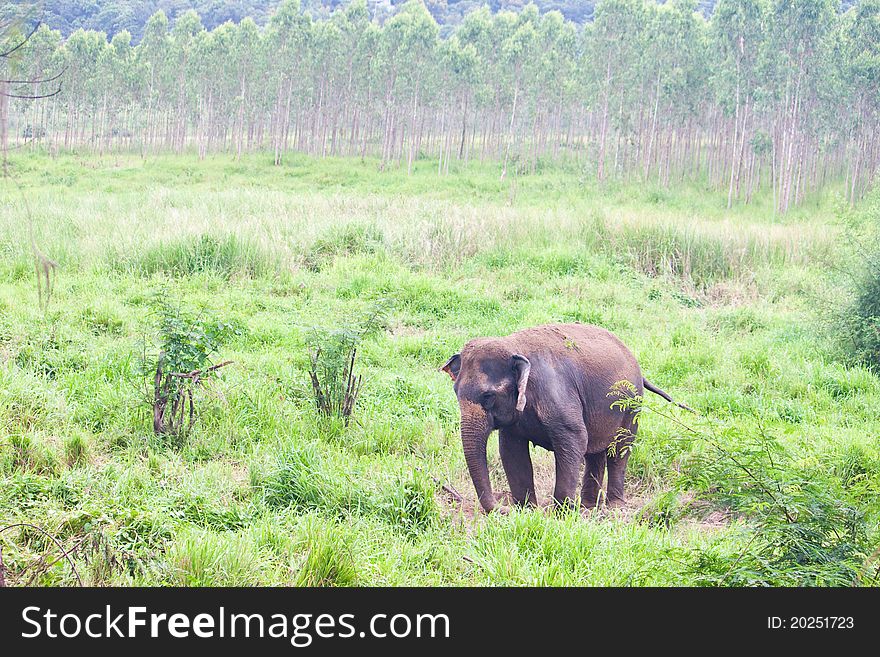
481,391,496,407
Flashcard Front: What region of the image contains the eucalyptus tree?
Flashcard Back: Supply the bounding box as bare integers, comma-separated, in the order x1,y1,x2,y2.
521,9,575,170
224,17,263,158
712,0,767,206
265,0,311,165
657,1,709,186
137,11,170,153
58,28,105,149
168,10,205,153
377,0,439,171
96,30,134,153
842,0,880,203
455,7,494,161
10,23,63,149
330,0,379,158
439,34,479,169
497,5,539,178
590,0,649,181
195,21,229,155
768,0,837,213
308,18,342,157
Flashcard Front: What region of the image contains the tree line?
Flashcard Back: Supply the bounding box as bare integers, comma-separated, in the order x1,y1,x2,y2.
4,0,880,211
31,1,697,41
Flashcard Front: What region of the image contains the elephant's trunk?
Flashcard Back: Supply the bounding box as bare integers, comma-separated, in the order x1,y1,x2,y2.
459,399,496,512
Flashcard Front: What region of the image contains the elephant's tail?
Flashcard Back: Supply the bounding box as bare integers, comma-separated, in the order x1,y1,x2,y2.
643,378,695,413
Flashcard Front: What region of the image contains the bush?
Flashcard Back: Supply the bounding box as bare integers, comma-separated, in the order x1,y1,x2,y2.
676,417,872,586
143,299,238,437
306,300,390,424
832,191,880,369
837,257,880,369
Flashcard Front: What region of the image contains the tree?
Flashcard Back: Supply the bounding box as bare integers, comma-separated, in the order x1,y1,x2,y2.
591,0,648,181
712,0,766,206
265,0,311,165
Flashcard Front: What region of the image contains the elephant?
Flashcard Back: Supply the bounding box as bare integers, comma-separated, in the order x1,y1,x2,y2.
440,323,692,513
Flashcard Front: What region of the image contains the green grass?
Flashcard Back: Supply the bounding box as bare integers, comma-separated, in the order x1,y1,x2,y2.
0,152,876,586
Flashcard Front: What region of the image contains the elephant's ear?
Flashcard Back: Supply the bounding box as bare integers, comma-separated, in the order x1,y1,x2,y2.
512,354,531,412
440,353,461,381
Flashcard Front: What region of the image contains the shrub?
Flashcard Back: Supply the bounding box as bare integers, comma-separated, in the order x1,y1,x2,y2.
674,416,872,586
832,191,880,369
306,300,389,424
636,490,686,530
143,299,238,437
836,255,880,369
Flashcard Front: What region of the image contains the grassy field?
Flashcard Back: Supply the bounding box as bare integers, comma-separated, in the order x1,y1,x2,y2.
1,152,878,586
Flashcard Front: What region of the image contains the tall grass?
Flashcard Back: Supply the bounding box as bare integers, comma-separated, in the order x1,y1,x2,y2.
605,220,825,288
0,154,833,290
167,529,265,586
293,518,358,587
109,233,279,279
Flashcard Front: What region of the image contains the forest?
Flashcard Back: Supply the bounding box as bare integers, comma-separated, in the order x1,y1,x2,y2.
3,0,878,212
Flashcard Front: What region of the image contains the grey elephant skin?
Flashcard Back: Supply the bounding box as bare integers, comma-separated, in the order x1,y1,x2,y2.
441,323,690,513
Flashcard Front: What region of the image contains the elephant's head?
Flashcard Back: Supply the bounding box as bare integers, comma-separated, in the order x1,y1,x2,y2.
441,339,531,512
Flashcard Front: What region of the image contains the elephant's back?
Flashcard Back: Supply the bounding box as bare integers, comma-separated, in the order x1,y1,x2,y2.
513,323,638,364
513,323,643,390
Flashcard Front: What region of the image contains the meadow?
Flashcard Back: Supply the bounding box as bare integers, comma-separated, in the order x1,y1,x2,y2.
0,152,877,586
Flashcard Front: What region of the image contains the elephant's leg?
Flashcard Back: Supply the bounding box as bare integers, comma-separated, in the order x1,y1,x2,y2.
499,430,537,507
606,422,636,508
606,451,630,507
581,451,606,510
550,427,588,510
